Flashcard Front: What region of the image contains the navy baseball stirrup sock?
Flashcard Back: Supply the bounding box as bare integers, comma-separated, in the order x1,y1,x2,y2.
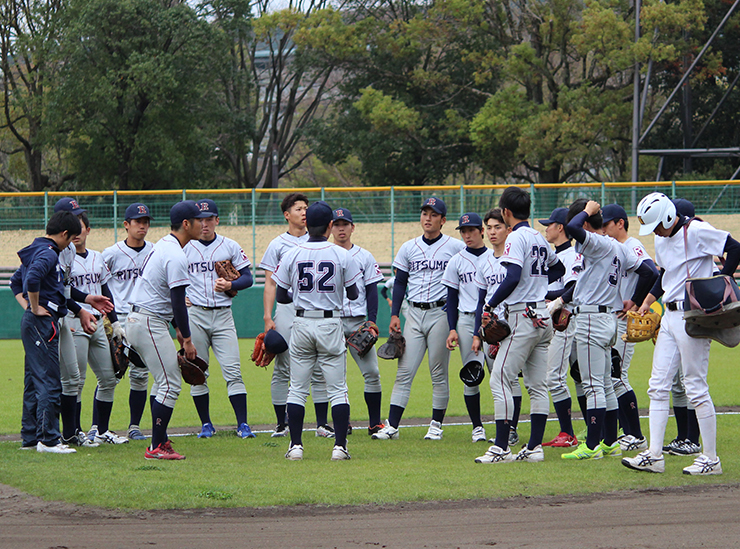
193,394,211,425
75,400,82,432
553,399,574,436
364,392,382,427
60,395,77,440
604,409,619,445
95,399,113,434
314,401,329,427
91,387,99,428
687,408,700,444
674,406,689,441
432,408,446,423
129,390,148,427
494,420,510,450
577,395,588,425
529,414,547,449
286,404,305,446
332,404,350,448
274,404,287,426
619,391,643,438
585,408,605,450
511,396,522,429
229,394,248,426
150,400,174,449
388,405,404,429
464,394,483,428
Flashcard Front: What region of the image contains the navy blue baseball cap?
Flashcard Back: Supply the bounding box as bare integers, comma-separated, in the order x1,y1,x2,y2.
170,200,211,225
125,203,151,221
420,197,447,216
54,197,86,215
601,204,628,225
264,329,288,354
673,198,695,218
306,201,334,228
538,207,567,226
196,199,218,217
456,212,483,230
333,207,353,223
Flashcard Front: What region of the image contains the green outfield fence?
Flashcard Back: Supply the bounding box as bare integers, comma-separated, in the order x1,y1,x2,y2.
2,180,740,264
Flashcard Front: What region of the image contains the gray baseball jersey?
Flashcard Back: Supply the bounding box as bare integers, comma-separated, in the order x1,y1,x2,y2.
186,235,250,307
500,226,559,305
102,240,154,315
392,235,465,303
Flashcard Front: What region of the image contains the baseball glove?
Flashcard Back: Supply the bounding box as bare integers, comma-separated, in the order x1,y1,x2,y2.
478,314,511,344
251,332,276,368
215,260,240,298
377,331,406,360
346,321,379,357
109,338,129,380
552,308,572,332
622,310,661,343
177,349,208,385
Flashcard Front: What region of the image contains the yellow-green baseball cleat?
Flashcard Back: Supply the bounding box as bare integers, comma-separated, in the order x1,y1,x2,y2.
561,442,604,460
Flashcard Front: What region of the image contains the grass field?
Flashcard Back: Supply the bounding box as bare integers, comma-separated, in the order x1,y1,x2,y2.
0,338,738,509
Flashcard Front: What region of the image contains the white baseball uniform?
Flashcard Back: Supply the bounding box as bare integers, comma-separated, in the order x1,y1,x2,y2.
390,235,465,411
185,235,250,397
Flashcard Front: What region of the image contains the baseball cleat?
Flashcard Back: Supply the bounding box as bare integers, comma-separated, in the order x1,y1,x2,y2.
70,430,100,448
471,426,487,443
198,422,216,439
285,444,304,461
331,445,351,461
514,444,545,462
424,420,443,440
508,427,519,447
619,435,648,452
662,437,684,454
561,442,604,460
316,424,336,438
543,432,578,447
145,440,185,460
368,423,385,436
599,440,622,457
371,422,399,440
37,441,77,454
237,423,256,438
271,424,289,438
682,454,722,476
621,450,665,473
346,423,353,436
128,425,148,441
87,425,99,442
672,440,701,456
475,444,514,464
94,430,129,445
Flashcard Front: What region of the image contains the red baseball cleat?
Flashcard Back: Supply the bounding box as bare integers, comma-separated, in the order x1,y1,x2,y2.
542,432,578,447
145,440,185,460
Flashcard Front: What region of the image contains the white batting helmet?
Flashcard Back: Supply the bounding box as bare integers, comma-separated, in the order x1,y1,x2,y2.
636,192,677,236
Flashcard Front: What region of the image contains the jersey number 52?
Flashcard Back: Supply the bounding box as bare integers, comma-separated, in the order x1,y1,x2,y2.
297,261,336,293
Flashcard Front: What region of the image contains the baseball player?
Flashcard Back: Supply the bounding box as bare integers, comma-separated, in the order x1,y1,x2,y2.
474,187,565,464
331,207,385,435
14,211,82,453
538,207,581,448
273,201,362,460
623,193,740,475
126,200,210,460
561,199,657,461
102,202,154,440
184,198,256,439
67,213,129,445
601,203,658,452
259,193,331,438
442,212,493,443
373,197,465,441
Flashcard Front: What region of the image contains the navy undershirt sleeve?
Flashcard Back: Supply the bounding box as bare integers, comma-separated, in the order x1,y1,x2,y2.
547,260,565,283
631,259,658,305
346,283,359,301
391,269,409,317
170,285,191,339
487,263,522,309
276,285,292,304
229,266,254,291
446,287,460,330
365,282,378,323
67,298,82,315
721,235,740,276
566,211,589,244
101,283,118,323
546,280,575,302
649,268,665,300
474,288,487,335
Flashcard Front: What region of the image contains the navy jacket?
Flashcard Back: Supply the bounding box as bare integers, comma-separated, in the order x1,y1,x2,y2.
16,237,68,317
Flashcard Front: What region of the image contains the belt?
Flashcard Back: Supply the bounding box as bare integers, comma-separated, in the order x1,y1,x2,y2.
296,309,338,318
574,305,612,314
506,301,546,313
409,299,446,310
666,301,684,311
196,305,230,311
131,305,159,316
461,311,476,316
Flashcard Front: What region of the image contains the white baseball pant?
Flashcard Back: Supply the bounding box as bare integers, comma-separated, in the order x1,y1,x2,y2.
573,311,618,411
69,318,117,402
58,316,81,397
342,317,381,393
547,319,577,403
612,317,636,398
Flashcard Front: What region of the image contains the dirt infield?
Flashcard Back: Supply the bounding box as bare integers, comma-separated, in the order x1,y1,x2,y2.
2,481,740,548
3,214,739,266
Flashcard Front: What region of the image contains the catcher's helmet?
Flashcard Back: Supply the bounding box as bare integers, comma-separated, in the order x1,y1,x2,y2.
459,361,485,387
264,329,288,354
637,192,677,236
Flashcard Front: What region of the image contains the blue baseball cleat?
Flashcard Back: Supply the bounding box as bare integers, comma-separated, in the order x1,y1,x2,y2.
198,422,216,439
237,423,256,438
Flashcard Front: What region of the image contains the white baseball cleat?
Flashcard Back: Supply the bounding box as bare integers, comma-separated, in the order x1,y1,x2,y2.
371,421,399,440
331,445,351,461
37,441,77,454
94,430,129,445
683,454,722,476
424,420,443,440
619,434,648,452
475,445,513,464
621,450,665,473
514,444,544,462
315,425,335,438
471,426,487,443
285,444,304,461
